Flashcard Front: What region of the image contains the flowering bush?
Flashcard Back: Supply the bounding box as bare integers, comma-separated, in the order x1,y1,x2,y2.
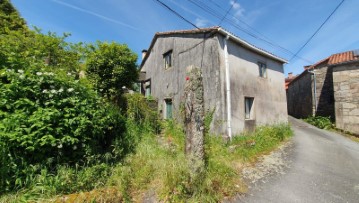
0,67,126,192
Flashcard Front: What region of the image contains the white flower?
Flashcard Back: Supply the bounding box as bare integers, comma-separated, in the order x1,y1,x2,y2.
67,88,74,93
50,89,57,94
17,69,24,74
19,75,25,79
42,89,48,93
36,72,43,76
67,72,72,76
99,89,103,92
58,88,64,93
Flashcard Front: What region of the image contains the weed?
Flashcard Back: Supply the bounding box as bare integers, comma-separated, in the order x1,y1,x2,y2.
304,116,333,129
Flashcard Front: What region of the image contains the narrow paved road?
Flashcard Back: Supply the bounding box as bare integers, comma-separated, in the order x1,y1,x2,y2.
236,116,359,203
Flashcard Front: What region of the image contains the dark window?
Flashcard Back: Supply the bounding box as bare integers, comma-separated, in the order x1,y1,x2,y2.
245,97,254,119
258,62,267,78
163,50,172,69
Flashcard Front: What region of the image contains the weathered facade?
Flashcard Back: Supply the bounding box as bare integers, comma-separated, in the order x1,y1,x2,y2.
140,27,288,137
332,61,359,135
287,70,314,118
287,50,359,135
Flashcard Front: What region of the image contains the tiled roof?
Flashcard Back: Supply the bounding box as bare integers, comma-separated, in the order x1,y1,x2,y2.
328,51,357,65
306,50,359,70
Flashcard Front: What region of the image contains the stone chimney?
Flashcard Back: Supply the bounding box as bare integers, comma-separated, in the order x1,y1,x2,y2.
288,72,293,79
142,49,148,60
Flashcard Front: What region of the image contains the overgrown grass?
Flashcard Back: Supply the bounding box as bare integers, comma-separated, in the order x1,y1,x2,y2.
304,116,359,143
304,116,333,129
108,122,293,202
0,122,293,202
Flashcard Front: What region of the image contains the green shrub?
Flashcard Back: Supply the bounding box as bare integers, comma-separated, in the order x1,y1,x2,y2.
0,67,127,193
304,116,333,129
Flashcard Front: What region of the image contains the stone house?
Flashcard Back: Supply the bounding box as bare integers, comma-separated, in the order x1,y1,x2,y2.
287,50,359,135
140,27,288,138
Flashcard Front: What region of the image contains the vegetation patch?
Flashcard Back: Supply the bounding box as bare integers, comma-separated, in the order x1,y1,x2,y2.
304,116,333,130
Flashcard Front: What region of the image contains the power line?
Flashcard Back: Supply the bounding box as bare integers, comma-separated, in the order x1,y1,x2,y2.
218,0,237,26
289,0,346,62
187,0,313,63
153,0,199,29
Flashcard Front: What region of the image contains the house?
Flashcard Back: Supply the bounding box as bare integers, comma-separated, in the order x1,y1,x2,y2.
287,50,359,135
140,27,288,138
285,72,296,91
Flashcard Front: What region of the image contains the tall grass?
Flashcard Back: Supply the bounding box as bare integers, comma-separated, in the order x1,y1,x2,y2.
0,122,292,202
107,122,293,202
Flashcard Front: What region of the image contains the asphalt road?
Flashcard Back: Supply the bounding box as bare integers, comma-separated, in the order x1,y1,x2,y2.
235,116,359,203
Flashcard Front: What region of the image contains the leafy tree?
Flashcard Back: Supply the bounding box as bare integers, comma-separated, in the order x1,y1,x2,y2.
86,42,138,105
0,29,85,74
0,0,28,34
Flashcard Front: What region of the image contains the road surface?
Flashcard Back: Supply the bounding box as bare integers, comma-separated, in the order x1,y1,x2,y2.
235,116,359,203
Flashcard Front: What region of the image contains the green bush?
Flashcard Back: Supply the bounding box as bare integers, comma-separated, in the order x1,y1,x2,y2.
0,67,127,193
304,116,333,129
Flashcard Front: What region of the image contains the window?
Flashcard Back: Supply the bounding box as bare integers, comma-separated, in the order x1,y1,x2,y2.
145,81,151,97
163,50,172,69
165,99,173,119
258,62,267,78
245,97,254,120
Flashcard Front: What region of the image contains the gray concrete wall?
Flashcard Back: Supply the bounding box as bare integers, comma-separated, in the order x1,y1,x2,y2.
142,33,287,136
141,33,226,134
217,35,288,135
287,72,313,118
333,63,359,135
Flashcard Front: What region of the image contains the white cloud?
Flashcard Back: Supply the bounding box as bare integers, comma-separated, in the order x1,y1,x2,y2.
51,0,139,31
230,0,245,18
195,18,208,28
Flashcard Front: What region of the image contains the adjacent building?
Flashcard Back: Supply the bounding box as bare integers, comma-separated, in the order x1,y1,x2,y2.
287,50,359,135
140,27,288,138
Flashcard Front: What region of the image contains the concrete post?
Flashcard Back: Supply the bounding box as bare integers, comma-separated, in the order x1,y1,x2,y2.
184,65,205,182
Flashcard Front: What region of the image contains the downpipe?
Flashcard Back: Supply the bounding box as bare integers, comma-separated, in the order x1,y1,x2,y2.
224,35,232,140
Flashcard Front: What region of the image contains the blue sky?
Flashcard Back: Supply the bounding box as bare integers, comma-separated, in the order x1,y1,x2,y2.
11,0,359,76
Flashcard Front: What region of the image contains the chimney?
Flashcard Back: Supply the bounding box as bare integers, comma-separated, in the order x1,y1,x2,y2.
288,72,293,78
141,49,148,60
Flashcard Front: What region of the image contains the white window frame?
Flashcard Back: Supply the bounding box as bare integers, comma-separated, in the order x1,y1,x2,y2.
258,62,267,78
245,97,255,120
163,50,172,69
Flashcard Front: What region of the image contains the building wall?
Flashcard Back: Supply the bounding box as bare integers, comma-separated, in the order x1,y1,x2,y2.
217,35,288,134
333,63,359,135
314,65,335,119
141,33,227,134
142,33,287,136
287,71,313,118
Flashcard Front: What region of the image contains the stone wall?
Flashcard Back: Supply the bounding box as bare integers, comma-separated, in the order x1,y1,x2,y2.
287,71,313,118
333,62,359,135
314,65,335,119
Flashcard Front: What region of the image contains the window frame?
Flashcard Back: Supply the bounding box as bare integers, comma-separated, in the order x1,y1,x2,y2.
244,97,255,120
164,99,173,119
144,80,151,97
163,50,173,70
258,62,267,78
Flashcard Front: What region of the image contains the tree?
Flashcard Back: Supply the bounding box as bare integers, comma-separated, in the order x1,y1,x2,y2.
86,42,138,105
0,0,28,34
